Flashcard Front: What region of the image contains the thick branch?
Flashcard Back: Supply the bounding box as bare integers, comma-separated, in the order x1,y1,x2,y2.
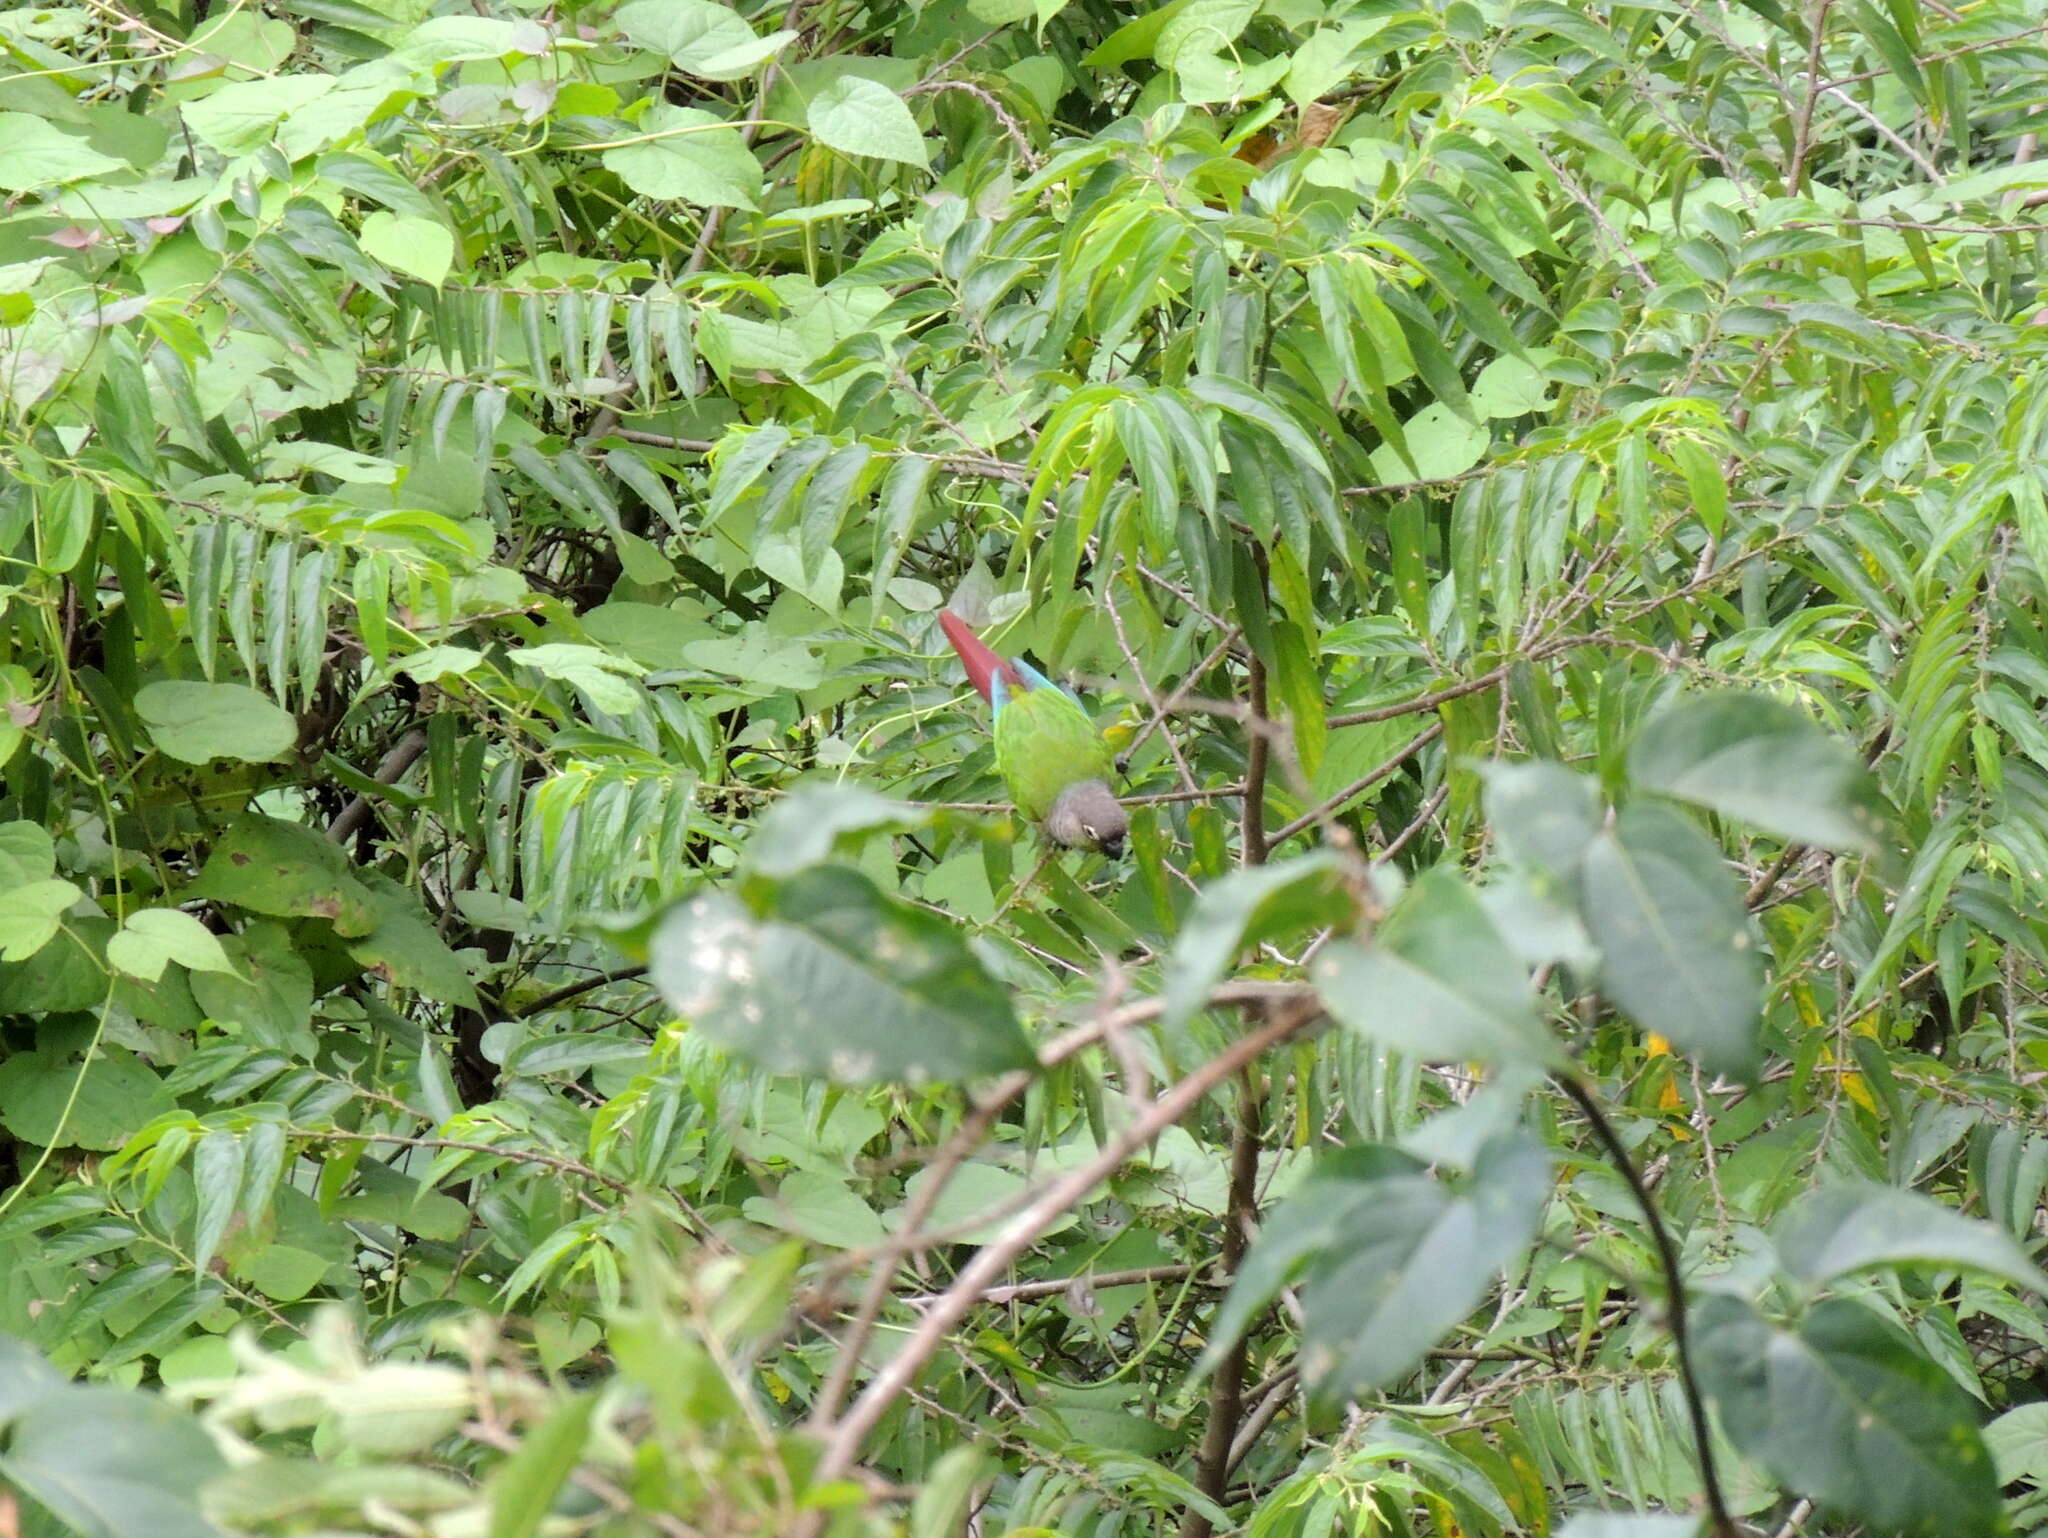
1181,1070,1264,1538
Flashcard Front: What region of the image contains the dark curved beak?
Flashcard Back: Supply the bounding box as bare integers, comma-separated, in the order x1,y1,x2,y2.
1099,834,1126,861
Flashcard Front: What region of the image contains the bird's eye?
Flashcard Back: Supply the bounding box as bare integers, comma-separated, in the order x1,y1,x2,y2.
1081,823,1096,839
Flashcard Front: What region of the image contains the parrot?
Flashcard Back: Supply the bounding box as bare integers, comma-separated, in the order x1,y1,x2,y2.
938,610,1130,859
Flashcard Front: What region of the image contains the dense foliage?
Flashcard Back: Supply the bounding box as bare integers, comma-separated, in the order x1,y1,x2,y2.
4,0,2048,1534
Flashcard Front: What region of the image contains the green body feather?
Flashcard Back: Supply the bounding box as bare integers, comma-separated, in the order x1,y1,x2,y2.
993,686,1115,823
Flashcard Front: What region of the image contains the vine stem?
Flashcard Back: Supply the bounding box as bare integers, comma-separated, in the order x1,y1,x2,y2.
1556,1073,1738,1538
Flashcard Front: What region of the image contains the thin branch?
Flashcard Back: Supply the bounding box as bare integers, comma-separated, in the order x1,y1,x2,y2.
327,728,429,844
813,996,1325,1482
901,1263,1206,1307
1373,780,1448,865
1556,1074,1738,1538
1327,670,1508,728
510,965,649,1018
811,1077,1028,1423
1241,656,1271,867
1785,0,1840,196
1265,722,1442,849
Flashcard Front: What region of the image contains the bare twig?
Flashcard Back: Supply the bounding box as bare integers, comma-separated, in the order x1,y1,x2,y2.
1265,723,1443,849
812,997,1325,1482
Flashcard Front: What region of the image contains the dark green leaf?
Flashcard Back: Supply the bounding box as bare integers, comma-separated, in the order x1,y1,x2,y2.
648,867,1034,1085
1579,804,1761,1079
1696,1296,2001,1537
186,817,380,938
1774,1182,2048,1292
1628,693,1880,853
1314,870,1566,1068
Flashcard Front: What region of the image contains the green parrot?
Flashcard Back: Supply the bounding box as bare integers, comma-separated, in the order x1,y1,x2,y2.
939,610,1129,858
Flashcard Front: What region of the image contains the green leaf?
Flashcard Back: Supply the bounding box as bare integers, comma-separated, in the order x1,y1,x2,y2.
1199,1145,1427,1373
746,784,930,880
107,908,238,983
346,875,480,1008
1628,693,1880,853
135,681,296,765
910,1447,992,1538
0,1383,223,1538
1695,1295,2002,1537
807,78,929,167
647,867,1035,1085
193,1131,246,1276
604,105,764,207
1984,1402,2048,1485
0,113,128,191
741,1171,887,1247
1204,1134,1551,1402
1313,869,1565,1068
185,816,381,937
1773,1183,2048,1293
513,643,646,715
615,0,787,80
0,878,81,962
1481,760,1601,879
1368,402,1489,482
1579,804,1761,1079
0,1048,175,1152
487,1394,595,1538
358,211,455,286
1161,853,1355,1029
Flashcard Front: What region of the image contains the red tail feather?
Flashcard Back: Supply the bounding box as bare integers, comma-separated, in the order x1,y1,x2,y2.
938,610,1023,704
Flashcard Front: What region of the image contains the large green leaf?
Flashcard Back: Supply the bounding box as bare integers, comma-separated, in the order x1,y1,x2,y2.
0,1380,223,1538
1161,853,1355,1028
1628,693,1880,852
648,866,1034,1084
1481,760,1601,879
1579,804,1761,1079
1314,869,1565,1068
1695,1295,2001,1537
807,78,928,167
185,817,380,937
1773,1183,2048,1293
134,681,296,765
1202,1134,1551,1402
603,105,764,207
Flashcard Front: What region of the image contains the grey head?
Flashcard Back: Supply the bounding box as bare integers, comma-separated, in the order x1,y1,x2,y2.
1044,779,1130,859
